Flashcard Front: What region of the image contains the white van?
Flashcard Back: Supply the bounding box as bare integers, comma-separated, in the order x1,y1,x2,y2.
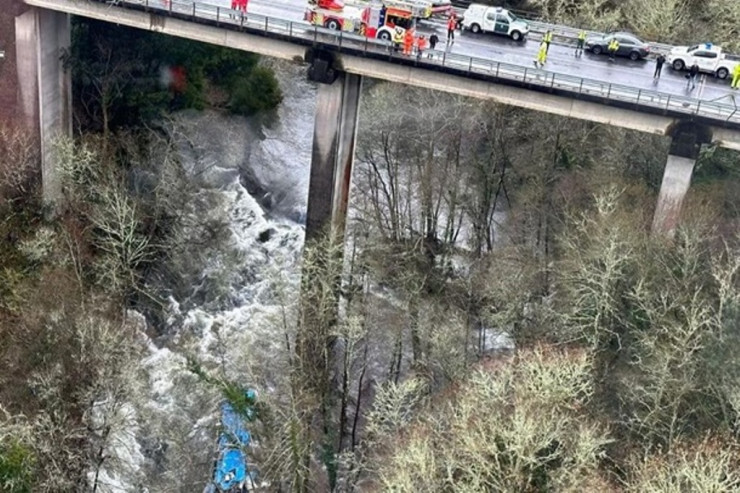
461,5,529,41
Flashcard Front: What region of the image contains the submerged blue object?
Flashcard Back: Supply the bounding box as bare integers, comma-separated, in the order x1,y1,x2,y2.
221,402,251,446
215,449,247,490
211,390,259,492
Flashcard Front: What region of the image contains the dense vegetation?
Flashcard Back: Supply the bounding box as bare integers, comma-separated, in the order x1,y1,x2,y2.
1,4,740,492
67,19,282,134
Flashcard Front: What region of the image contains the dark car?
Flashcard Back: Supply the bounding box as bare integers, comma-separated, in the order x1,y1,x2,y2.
585,32,650,61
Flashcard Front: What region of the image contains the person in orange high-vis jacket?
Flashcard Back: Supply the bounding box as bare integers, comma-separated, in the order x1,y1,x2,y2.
416,34,427,59
403,28,414,55
447,15,456,43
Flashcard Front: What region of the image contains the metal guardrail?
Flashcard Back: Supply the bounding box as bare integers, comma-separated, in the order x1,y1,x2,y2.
95,0,740,126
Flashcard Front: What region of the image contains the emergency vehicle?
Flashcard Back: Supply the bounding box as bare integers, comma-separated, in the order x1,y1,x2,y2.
461,5,529,41
305,0,429,40
667,43,740,80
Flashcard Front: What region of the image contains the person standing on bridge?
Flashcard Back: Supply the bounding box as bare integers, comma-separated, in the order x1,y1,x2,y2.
543,30,553,54
534,40,547,68
732,63,740,89
429,32,439,57
403,28,414,55
447,15,456,44
230,0,238,19
416,34,427,59
607,37,619,61
238,0,248,17
654,53,665,79
687,62,699,91
393,28,404,53
575,30,586,56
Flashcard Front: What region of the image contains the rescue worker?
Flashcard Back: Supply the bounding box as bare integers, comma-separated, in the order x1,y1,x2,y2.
392,27,403,53
575,30,586,56
607,37,619,61
732,63,740,89
238,0,248,17
687,62,699,91
447,15,456,44
230,0,238,18
416,34,427,59
654,53,665,79
543,30,553,54
403,28,414,55
533,40,547,68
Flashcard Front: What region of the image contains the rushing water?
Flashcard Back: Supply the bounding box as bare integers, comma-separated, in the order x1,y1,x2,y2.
95,62,317,492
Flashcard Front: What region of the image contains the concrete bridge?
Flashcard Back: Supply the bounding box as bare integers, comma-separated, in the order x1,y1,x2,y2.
6,0,740,236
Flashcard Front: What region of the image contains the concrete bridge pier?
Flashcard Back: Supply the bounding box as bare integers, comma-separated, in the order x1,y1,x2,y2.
296,67,362,482
14,7,71,206
304,69,363,243
651,123,711,237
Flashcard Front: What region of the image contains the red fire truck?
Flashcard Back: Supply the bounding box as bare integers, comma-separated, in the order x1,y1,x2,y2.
304,0,429,40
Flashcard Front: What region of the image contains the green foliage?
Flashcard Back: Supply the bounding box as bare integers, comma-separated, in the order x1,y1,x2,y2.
187,356,259,420
0,439,35,493
68,18,282,132
229,66,283,116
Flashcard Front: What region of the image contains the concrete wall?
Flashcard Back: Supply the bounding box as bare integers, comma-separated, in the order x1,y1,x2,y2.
305,73,362,242
15,10,39,131
0,0,31,122
651,155,696,236
14,7,71,204
36,9,71,204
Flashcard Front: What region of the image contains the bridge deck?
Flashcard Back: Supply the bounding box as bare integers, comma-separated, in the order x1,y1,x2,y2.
23,0,740,149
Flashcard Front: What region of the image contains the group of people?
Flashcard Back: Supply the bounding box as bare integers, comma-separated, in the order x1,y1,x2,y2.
536,30,734,94
392,28,439,57
230,0,248,16
650,53,695,90
652,54,700,92
392,11,457,58
397,13,740,95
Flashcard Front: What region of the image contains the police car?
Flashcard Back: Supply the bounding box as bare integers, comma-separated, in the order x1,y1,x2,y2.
667,42,740,80
461,5,529,41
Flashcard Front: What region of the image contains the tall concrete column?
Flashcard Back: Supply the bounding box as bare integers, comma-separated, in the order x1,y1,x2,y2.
651,124,710,237
305,72,362,243
15,8,71,206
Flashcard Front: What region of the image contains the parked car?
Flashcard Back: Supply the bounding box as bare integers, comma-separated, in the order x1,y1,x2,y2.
585,32,650,60
461,5,529,41
667,43,740,79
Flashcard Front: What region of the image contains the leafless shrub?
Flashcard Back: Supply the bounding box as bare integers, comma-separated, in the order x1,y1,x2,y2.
0,121,39,203
625,435,740,491
370,346,610,491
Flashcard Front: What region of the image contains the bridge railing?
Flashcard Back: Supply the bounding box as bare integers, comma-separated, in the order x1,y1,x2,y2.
105,0,740,126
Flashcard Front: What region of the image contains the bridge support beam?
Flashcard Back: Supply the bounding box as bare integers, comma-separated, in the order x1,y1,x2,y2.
15,7,71,207
296,71,362,489
652,124,710,237
305,71,362,243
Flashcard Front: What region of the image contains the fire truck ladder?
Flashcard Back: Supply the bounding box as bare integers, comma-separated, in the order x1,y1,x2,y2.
380,0,432,18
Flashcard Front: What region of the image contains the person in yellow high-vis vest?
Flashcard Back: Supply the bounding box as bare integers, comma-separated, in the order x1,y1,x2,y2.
392,28,403,53
575,30,586,56
732,63,740,89
608,37,619,61
533,40,547,68
543,30,553,54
